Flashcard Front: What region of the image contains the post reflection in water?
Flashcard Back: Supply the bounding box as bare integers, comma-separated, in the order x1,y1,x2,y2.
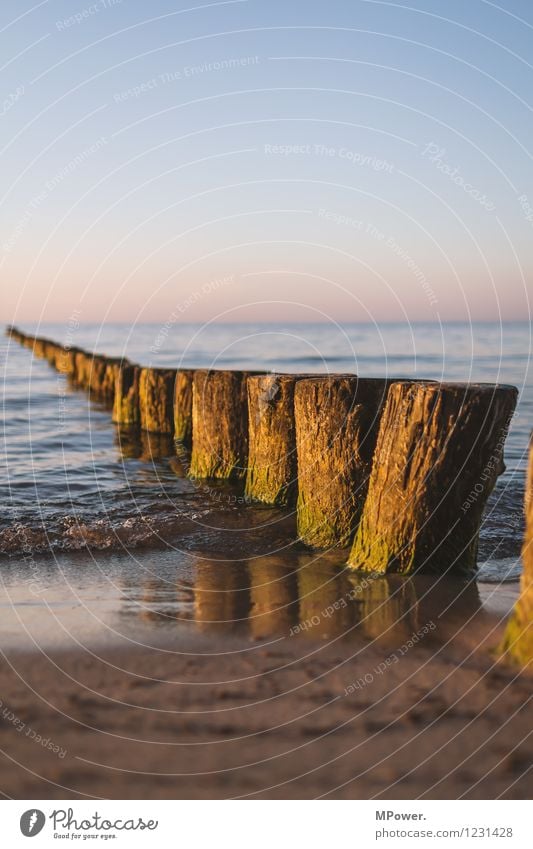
115,553,484,646
193,560,250,634
296,558,356,639
248,556,299,639
115,427,175,462
348,574,418,644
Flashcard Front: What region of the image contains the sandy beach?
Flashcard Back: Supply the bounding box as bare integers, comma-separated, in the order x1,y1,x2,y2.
0,576,530,800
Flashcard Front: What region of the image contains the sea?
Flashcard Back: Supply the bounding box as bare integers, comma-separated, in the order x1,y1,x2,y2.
0,321,530,650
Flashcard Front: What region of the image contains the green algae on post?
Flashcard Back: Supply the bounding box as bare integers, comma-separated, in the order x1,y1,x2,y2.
294,376,391,548
112,363,140,427
500,433,533,665
245,374,302,507
189,369,260,480
138,367,176,434
173,369,195,445
348,381,518,576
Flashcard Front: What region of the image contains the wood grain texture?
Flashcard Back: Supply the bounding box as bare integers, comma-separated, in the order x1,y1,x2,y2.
245,374,302,506
348,381,518,575
138,367,176,434
112,363,140,426
189,369,261,480
173,370,195,445
294,376,391,548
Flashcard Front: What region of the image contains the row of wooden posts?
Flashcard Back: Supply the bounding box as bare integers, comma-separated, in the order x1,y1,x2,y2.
7,326,519,580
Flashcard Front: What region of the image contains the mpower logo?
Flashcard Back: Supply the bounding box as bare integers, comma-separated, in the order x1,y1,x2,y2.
20,809,46,837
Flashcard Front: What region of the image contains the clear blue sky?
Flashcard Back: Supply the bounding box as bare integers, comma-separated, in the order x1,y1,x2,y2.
1,0,532,324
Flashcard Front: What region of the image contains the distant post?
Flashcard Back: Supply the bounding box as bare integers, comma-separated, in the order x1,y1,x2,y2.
139,367,176,434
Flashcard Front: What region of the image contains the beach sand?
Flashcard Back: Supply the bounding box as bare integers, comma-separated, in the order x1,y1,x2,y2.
0,586,531,800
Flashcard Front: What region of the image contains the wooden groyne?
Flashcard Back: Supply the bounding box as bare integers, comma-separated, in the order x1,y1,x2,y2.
7,325,521,581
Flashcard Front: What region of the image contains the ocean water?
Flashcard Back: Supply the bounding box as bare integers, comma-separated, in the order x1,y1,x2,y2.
0,321,530,647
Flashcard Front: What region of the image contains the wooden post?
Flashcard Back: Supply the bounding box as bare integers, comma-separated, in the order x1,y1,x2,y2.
74,350,92,389
245,374,315,507
112,363,140,427
500,435,533,664
189,369,261,480
173,369,195,445
98,357,127,400
87,355,108,396
348,381,518,575
55,346,79,377
138,367,176,434
32,337,50,359
294,376,391,548
43,340,60,366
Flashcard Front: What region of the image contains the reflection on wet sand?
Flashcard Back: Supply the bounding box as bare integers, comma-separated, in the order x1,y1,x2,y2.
297,559,355,638
249,557,299,638
116,552,484,646
194,560,250,633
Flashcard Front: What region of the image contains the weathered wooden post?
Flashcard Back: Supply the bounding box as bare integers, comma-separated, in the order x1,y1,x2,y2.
500,435,533,664
99,358,126,400
294,376,391,548
74,350,92,389
245,374,309,507
55,346,79,377
43,340,60,366
87,355,108,396
138,367,176,434
189,369,261,480
112,363,140,427
248,556,298,638
173,369,195,445
32,337,49,359
348,381,518,575
87,356,127,399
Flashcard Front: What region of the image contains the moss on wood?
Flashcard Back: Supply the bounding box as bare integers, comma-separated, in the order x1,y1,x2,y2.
139,367,176,434
294,376,391,548
348,381,518,575
189,369,261,480
173,370,195,445
499,434,533,664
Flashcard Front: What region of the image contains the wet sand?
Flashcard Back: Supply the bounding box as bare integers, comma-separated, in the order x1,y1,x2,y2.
0,566,531,800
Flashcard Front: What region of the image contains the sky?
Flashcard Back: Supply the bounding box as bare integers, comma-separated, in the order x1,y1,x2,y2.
1,0,532,325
